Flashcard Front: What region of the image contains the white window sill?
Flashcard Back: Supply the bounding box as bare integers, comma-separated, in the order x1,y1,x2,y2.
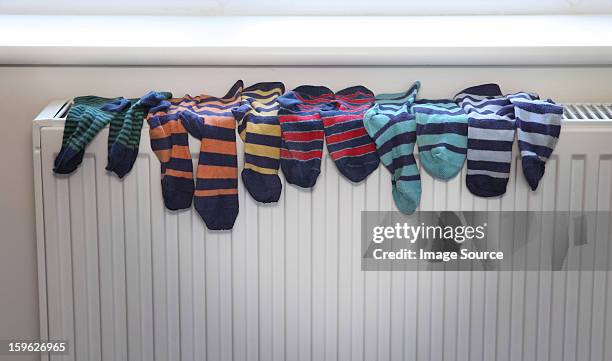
1,15,612,66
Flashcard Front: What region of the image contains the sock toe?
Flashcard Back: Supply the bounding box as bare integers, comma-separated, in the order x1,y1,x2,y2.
242,169,282,203
196,206,239,231
106,143,138,178
392,186,421,215
54,147,85,174
336,156,380,183
161,176,194,210
521,156,545,191
419,149,465,180
466,175,508,197
282,160,320,188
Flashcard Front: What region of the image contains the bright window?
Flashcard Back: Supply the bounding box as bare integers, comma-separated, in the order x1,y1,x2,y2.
1,0,611,15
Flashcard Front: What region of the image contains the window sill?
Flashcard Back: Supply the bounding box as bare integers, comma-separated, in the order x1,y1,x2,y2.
1,15,612,66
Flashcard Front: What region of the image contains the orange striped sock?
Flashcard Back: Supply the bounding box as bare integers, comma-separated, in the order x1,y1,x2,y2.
181,80,243,230
146,98,194,210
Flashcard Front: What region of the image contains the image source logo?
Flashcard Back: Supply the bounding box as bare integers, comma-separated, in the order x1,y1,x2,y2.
361,211,612,271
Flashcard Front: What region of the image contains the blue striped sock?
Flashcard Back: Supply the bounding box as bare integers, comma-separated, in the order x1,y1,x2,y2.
364,82,421,214
413,99,468,180
455,84,515,197
508,93,563,191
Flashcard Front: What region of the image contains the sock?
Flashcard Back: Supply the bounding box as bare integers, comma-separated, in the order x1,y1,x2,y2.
181,80,243,230
54,96,125,174
146,96,195,211
413,99,468,180
454,83,516,197
277,86,333,188
364,82,421,214
320,86,379,182
233,82,285,203
106,91,172,178
508,93,563,191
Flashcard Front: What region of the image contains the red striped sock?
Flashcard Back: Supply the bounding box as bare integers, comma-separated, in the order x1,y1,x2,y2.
320,86,380,182
277,86,333,188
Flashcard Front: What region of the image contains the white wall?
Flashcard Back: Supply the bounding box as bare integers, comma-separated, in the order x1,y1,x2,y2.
1,0,611,15
1,66,612,361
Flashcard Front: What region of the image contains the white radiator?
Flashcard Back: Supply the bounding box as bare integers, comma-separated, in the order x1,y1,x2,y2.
33,100,612,361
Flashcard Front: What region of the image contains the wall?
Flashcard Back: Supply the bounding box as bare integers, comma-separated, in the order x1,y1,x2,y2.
1,66,612,361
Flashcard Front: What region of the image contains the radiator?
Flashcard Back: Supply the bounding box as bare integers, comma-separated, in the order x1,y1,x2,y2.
33,100,612,361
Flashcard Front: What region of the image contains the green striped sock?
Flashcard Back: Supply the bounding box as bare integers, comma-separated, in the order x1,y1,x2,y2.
412,99,468,180
106,91,172,177
54,96,123,174
54,93,171,177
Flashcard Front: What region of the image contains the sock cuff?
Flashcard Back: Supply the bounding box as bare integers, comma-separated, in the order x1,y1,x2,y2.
138,91,173,107
293,85,334,99
221,80,244,101
363,105,380,124
278,86,334,111
456,83,503,98
101,98,131,112
179,82,244,105
232,103,252,123
510,97,564,115
277,91,303,108
334,85,374,99
73,95,120,109
242,81,285,95
331,85,374,111
412,99,466,119
179,110,206,139
413,98,456,106
239,82,285,112
374,81,420,105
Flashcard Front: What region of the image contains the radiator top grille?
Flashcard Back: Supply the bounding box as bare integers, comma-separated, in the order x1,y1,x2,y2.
563,103,612,120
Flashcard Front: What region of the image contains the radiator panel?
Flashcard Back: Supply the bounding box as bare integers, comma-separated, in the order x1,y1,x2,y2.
36,119,612,361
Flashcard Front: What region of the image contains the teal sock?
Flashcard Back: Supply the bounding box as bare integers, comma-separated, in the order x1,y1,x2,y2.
364,83,421,214
413,100,468,180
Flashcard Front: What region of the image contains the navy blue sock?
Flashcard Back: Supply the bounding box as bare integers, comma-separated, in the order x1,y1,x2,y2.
508,93,563,191
455,84,516,197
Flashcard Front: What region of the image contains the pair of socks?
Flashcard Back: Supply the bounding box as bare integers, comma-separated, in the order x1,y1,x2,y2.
364,82,421,214
365,87,469,214
455,84,562,197
54,91,171,177
233,82,285,203
277,85,379,187
147,80,243,230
